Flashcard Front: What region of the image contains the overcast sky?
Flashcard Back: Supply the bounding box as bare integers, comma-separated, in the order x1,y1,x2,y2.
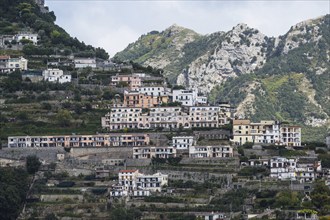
45,0,329,57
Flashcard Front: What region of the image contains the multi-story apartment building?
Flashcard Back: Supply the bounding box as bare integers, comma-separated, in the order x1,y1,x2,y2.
7,133,150,148
136,172,168,192
102,106,231,131
232,119,253,145
133,146,176,159
189,145,233,158
281,126,301,147
144,107,190,129
111,73,142,90
119,169,140,191
111,170,168,197
270,157,297,180
102,107,142,130
189,106,224,128
172,136,195,150
123,90,169,108
250,120,281,144
172,89,207,106
232,120,301,147
270,157,321,182
138,86,171,97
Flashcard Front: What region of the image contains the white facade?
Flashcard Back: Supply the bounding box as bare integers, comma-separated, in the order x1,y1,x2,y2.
138,86,170,96
189,106,223,128
189,145,233,158
109,185,128,197
281,126,301,147
133,146,176,159
43,69,71,83
102,106,231,131
119,170,139,191
173,89,197,106
111,170,167,198
58,74,71,83
6,57,28,72
74,58,96,68
172,136,194,149
8,133,149,148
173,89,207,106
251,121,281,145
270,157,297,180
197,96,208,105
102,107,142,130
14,33,38,45
270,157,320,182
136,172,168,192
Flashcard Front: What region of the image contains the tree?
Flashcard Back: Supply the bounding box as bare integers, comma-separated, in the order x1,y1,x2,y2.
45,213,58,220
274,191,300,209
26,155,41,174
311,180,330,215
0,167,29,220
55,109,73,127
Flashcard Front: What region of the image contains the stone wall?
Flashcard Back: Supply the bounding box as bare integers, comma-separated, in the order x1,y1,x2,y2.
0,147,66,162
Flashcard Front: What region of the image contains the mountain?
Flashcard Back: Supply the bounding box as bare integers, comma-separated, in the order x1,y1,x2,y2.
114,15,330,131
0,0,109,59
114,24,201,82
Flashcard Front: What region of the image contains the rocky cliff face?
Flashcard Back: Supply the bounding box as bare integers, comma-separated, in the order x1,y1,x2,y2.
114,15,330,127
114,24,201,82
178,23,269,93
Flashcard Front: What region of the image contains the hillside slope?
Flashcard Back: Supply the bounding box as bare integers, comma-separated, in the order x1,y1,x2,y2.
0,0,109,59
114,15,330,130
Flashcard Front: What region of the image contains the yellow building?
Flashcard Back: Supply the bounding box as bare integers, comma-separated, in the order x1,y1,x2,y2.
232,119,253,145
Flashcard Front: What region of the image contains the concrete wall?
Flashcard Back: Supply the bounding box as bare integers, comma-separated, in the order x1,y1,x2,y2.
40,194,84,202
0,148,66,162
70,147,132,158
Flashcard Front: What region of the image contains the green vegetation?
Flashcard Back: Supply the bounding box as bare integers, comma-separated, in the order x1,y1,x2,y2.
0,0,108,59
0,167,30,220
26,155,41,174
109,206,142,220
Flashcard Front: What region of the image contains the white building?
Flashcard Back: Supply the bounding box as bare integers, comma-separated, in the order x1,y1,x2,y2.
138,86,171,96
189,145,233,158
111,170,168,198
118,169,139,191
251,121,281,145
133,146,176,159
14,33,38,45
189,106,224,128
270,157,297,180
136,172,168,192
74,58,96,68
295,158,321,183
172,89,207,106
172,136,194,150
101,105,231,131
6,57,28,72
42,69,71,83
102,107,142,130
270,157,320,182
109,185,128,197
327,135,330,149
281,126,301,147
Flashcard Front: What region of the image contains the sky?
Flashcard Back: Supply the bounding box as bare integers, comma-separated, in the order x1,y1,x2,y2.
45,0,329,57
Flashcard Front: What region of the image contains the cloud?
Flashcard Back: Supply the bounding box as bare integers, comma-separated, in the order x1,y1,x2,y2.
45,0,329,56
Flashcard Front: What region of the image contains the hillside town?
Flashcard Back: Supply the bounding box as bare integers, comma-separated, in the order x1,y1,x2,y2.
1,63,329,219
0,1,329,220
